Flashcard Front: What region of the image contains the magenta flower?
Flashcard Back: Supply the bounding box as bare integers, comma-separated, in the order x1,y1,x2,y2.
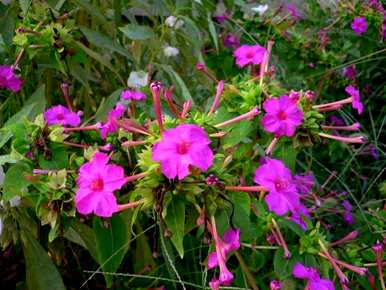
208,228,240,269
261,95,304,137
209,278,220,290
343,65,356,80
254,159,310,229
294,172,314,194
233,44,267,68
254,159,299,215
270,280,281,290
75,152,127,217
121,89,146,101
351,17,367,35
44,105,81,127
208,225,240,287
286,3,301,21
151,124,214,180
345,85,363,114
342,200,353,225
223,33,240,49
0,65,22,92
99,102,125,139
293,263,335,290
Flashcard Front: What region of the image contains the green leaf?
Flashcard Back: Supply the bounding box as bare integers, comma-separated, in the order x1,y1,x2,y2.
273,142,298,172
273,249,299,279
75,40,123,83
21,230,66,290
94,88,123,121
80,27,131,59
0,130,13,149
18,0,32,16
4,85,46,128
64,223,99,263
3,161,31,201
164,197,185,259
0,154,19,166
93,214,131,288
207,12,218,52
75,0,111,28
119,24,154,40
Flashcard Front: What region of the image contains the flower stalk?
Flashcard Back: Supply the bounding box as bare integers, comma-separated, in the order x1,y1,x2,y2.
214,107,260,128
318,132,365,144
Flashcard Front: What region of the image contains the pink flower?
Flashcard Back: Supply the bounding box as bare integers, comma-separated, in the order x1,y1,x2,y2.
151,124,214,180
345,85,363,114
99,102,125,139
293,263,335,290
207,225,239,287
223,33,240,49
294,172,314,194
254,159,309,229
75,152,127,217
209,278,220,290
286,3,301,21
233,44,267,68
270,280,281,290
44,105,81,127
121,89,146,101
0,65,22,92
261,95,304,137
343,65,356,80
342,200,353,225
208,228,240,269
254,159,298,215
351,17,367,35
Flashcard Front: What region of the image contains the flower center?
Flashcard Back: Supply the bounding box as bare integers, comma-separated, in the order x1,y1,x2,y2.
246,49,255,59
90,177,104,191
277,111,287,120
56,113,65,120
274,179,288,192
176,141,191,154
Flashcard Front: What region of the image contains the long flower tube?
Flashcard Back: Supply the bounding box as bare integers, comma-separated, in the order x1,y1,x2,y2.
318,132,365,144
214,107,260,128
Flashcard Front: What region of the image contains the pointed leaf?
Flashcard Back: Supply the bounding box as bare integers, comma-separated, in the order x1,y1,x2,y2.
164,197,185,258
93,214,131,287
21,230,66,290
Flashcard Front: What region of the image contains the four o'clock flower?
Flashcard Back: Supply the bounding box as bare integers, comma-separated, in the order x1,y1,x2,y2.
254,159,309,229
261,95,304,137
345,85,363,114
99,102,125,139
293,263,335,290
342,200,354,225
0,65,22,92
207,217,240,288
151,124,214,180
270,280,281,290
351,17,367,35
121,89,146,101
75,151,127,217
233,44,267,68
44,105,81,127
294,172,314,194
